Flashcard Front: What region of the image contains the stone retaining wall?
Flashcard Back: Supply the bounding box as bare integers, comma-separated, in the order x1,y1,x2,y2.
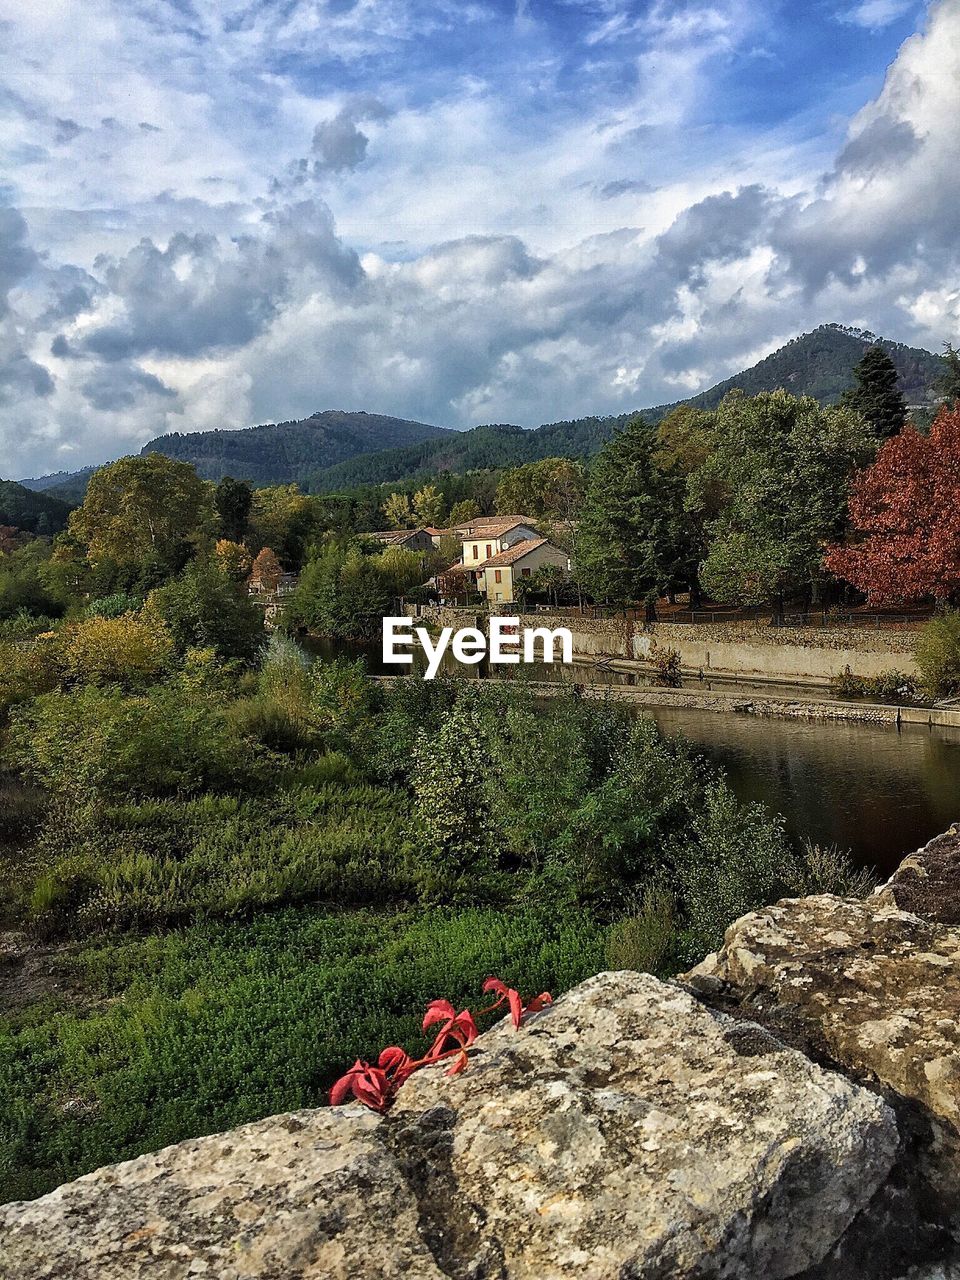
403,606,920,683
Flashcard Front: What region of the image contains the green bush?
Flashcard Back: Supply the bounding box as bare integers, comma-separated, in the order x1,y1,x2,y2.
605,881,677,975
9,683,266,807
915,611,960,699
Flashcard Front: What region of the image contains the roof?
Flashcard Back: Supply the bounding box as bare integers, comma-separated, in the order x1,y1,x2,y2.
369,528,430,544
476,537,560,570
458,518,537,540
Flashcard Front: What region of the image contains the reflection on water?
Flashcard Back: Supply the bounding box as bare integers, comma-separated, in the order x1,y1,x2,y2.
647,708,960,877
299,634,960,875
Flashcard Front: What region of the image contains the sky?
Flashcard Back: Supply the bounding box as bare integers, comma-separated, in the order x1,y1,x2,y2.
1,0,958,478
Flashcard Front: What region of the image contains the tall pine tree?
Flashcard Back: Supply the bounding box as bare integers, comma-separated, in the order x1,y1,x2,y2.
842,345,907,439
577,414,689,612
936,342,960,407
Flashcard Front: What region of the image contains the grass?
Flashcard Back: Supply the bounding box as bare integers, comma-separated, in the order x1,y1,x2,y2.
0,905,606,1202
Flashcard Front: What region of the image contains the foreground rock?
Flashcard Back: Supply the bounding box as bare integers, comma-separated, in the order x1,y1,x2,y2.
685,855,960,1235
0,972,899,1280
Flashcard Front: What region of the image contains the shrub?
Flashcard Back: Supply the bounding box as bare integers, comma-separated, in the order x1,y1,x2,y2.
915,611,960,699
62,613,173,687
0,635,65,717
830,666,925,704
605,881,677,975
9,684,266,807
85,593,143,620
649,644,682,688
144,559,265,664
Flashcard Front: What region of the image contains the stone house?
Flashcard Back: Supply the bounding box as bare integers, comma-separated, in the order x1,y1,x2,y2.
476,538,570,604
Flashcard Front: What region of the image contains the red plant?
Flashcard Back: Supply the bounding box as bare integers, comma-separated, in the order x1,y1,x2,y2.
480,977,553,1029
329,976,552,1113
824,405,960,604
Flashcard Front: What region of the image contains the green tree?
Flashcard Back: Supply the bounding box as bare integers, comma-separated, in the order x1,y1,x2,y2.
145,559,265,664
383,492,414,529
248,485,317,568
412,484,445,528
935,342,960,407
495,458,586,522
577,416,689,612
448,499,481,526
375,545,425,597
69,454,212,572
698,391,873,617
214,477,253,541
841,345,907,439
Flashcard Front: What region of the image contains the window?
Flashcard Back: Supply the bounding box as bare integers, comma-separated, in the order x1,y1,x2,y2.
472,545,479,559
485,543,492,558
521,567,532,578
494,569,502,583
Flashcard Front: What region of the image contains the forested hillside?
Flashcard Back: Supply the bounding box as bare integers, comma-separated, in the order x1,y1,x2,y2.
647,325,943,419
0,480,72,534
305,416,633,492
140,410,454,485
15,326,947,499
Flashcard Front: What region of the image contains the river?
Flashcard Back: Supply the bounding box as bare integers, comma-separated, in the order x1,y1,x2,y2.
301,636,960,875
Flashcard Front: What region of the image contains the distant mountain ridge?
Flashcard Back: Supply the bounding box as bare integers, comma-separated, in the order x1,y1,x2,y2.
139,410,453,486
17,325,947,502
0,479,72,534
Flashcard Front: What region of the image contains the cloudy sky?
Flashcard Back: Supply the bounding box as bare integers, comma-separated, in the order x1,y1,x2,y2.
1,0,958,478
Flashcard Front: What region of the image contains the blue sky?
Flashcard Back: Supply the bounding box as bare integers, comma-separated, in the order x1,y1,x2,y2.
0,0,957,476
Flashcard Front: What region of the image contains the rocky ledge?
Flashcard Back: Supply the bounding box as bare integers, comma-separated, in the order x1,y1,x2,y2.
3,833,960,1280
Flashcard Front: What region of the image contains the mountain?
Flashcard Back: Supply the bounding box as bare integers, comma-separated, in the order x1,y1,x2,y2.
304,325,946,491
17,467,99,506
139,410,454,486
0,479,72,535
304,416,634,492
645,324,944,419
14,325,947,500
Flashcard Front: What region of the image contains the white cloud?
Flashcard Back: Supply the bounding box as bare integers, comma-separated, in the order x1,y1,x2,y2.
1,0,958,477
840,0,916,31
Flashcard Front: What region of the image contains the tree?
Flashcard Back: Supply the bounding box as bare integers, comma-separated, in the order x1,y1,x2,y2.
495,458,586,522
214,539,252,581
841,345,907,440
577,416,689,612
144,559,265,663
448,499,480,526
248,485,317,568
249,546,283,592
700,392,873,617
935,342,960,407
824,405,960,604
214,477,253,541
374,545,425,597
412,484,445,528
68,454,212,572
383,492,414,529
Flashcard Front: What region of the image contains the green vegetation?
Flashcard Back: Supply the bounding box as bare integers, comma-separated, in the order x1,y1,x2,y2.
0,635,871,1200
915,611,960,699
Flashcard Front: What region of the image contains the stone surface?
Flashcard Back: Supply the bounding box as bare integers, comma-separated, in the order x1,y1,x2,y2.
0,971,899,1280
877,825,960,926
684,886,960,1233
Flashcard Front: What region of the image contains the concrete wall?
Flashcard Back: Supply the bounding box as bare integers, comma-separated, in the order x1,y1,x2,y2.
403,606,920,683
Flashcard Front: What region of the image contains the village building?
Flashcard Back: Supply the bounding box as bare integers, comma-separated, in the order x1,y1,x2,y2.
368,528,435,554
458,518,539,568
475,538,570,604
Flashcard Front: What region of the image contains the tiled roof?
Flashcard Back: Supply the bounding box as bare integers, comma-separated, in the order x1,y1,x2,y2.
476,537,554,570
369,528,429,544
458,519,536,540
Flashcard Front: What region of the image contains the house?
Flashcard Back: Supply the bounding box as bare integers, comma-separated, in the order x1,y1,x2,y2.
458,518,539,569
368,528,435,554
475,538,570,604
436,560,476,603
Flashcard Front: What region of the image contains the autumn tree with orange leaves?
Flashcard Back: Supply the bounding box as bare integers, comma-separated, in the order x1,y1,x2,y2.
824,405,960,605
